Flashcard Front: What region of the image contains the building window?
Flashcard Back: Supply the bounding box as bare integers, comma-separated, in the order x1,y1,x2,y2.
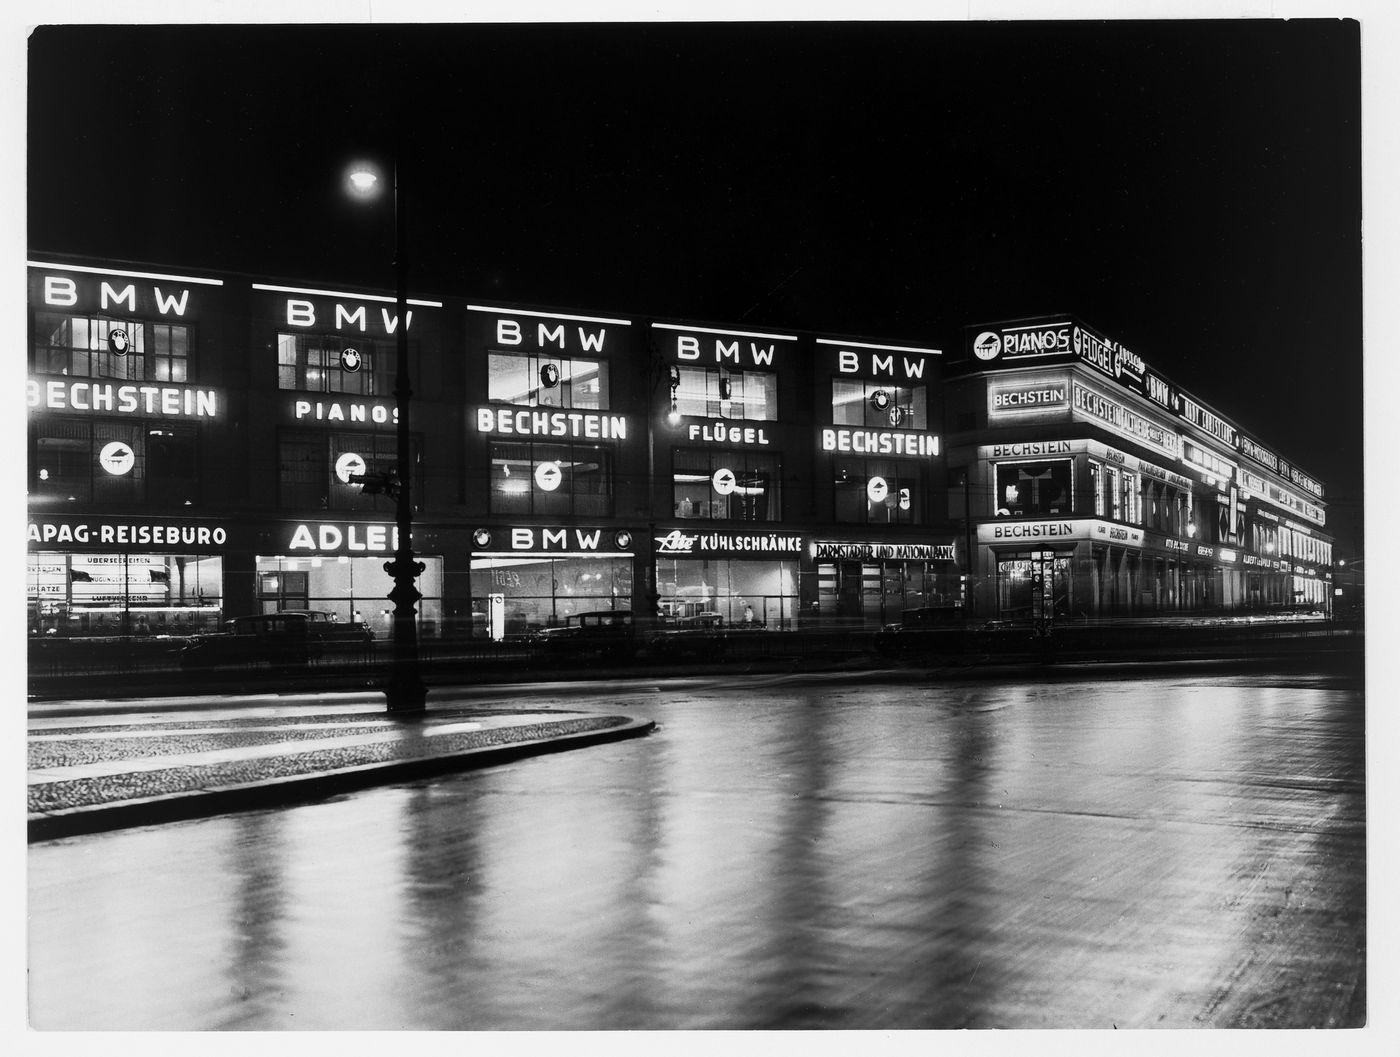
32,312,192,382
834,458,926,525
831,379,928,430
277,333,410,395
489,442,613,517
29,418,200,505
672,447,781,521
1105,466,1121,521
673,367,777,421
1090,462,1105,516
278,429,420,512
487,352,609,410
995,459,1072,518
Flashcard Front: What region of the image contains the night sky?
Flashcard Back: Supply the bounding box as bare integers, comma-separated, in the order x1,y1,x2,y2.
25,18,1364,553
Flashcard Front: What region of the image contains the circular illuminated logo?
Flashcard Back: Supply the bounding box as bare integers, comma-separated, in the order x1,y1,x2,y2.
614,530,633,549
99,441,135,476
867,476,889,504
972,331,1002,361
539,363,561,389
535,461,563,491
473,528,493,548
711,468,737,495
335,451,366,484
108,329,131,355
340,348,363,373
870,389,892,412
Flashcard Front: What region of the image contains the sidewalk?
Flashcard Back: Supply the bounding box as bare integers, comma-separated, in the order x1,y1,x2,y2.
28,694,654,842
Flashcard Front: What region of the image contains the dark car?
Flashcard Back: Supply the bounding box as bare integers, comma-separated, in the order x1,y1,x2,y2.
179,610,374,669
645,612,729,659
536,610,636,661
872,606,969,660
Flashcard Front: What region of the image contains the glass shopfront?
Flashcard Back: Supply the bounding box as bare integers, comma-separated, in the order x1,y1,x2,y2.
469,554,633,639
28,551,224,638
813,541,961,629
655,556,797,629
255,553,445,640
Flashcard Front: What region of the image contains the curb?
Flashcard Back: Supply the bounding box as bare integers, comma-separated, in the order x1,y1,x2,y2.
29,716,656,843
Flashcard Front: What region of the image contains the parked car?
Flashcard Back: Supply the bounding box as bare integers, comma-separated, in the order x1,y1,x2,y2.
872,606,969,660
535,610,636,661
645,611,729,659
179,610,374,669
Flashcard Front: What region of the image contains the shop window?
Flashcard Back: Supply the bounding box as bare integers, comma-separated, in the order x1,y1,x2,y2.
278,429,421,512
831,379,928,430
656,557,797,630
489,442,613,517
258,554,446,639
29,418,199,505
995,459,1072,518
672,447,781,521
487,352,609,410
32,312,192,382
834,458,925,524
673,367,777,421
470,555,632,638
277,332,411,396
28,552,224,638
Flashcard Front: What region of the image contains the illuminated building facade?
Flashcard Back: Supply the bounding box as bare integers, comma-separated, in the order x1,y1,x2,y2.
25,256,957,641
944,316,1333,622
26,259,1330,643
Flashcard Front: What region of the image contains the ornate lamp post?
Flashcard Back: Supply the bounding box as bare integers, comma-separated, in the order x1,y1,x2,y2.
346,158,427,714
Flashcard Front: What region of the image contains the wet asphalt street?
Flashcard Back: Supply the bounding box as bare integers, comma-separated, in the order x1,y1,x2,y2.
28,664,1365,1030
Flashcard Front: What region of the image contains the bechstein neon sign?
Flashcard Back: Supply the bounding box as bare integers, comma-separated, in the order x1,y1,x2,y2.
28,377,220,419
820,428,939,456
475,407,628,440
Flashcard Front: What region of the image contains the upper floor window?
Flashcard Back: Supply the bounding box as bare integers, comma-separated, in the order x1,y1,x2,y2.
673,366,776,421
277,334,410,395
832,380,928,430
278,429,421,512
488,352,609,410
834,458,926,525
30,418,200,506
32,312,191,383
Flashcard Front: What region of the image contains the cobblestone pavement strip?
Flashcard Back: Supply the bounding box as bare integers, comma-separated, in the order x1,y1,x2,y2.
28,706,652,836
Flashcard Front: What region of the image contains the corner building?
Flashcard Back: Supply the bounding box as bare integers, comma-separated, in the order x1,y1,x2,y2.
944,316,1333,622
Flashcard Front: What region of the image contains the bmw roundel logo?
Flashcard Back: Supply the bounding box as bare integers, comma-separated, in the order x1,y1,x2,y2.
614,530,633,549
108,329,131,355
340,348,363,373
472,528,492,548
972,331,1002,361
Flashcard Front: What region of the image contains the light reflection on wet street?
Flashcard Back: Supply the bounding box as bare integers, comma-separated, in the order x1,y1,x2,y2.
28,668,1365,1030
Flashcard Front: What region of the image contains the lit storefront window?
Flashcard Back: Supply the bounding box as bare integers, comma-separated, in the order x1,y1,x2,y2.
487,352,608,410
32,312,191,383
469,555,631,638
28,551,223,638
489,442,613,517
256,554,445,640
656,557,796,629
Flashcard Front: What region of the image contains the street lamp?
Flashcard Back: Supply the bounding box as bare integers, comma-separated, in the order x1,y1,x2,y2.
347,158,427,715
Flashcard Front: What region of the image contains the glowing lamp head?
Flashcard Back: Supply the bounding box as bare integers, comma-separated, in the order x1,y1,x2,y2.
345,160,387,201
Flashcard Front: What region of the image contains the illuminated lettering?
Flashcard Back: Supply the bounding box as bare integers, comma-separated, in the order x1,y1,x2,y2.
44,276,77,307
152,287,190,316
336,304,367,331
100,282,137,312
287,299,316,327
497,319,523,345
